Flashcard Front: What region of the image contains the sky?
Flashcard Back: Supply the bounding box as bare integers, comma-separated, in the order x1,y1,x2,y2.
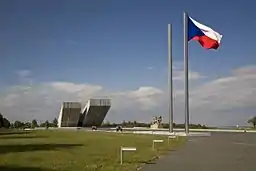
0,0,255,126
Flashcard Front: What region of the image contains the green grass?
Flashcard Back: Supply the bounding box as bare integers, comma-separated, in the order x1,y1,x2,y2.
0,130,185,171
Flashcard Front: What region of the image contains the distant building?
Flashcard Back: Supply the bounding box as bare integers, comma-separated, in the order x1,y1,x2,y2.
58,99,111,128
81,99,111,127
58,102,81,127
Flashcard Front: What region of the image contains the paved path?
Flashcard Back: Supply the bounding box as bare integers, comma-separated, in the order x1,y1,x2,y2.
140,132,256,171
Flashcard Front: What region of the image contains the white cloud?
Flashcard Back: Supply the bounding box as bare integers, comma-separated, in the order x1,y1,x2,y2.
16,69,34,86
189,66,256,111
173,70,206,80
0,65,255,126
125,87,163,110
173,61,183,70
49,82,103,94
233,65,256,76
146,66,155,70
3,94,20,107
127,86,162,99
0,80,163,122
16,70,31,78
171,61,206,81
172,65,256,126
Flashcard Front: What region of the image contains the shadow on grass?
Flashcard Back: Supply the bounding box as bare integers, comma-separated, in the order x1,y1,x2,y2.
0,165,55,171
167,149,177,152
0,135,48,139
127,160,156,165
139,161,157,164
0,143,83,154
128,157,158,165
0,131,31,136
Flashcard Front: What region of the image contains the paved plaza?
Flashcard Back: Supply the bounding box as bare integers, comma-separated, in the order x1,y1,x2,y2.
141,132,256,171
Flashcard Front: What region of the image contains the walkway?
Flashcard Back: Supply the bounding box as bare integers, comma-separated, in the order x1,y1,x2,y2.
140,132,256,171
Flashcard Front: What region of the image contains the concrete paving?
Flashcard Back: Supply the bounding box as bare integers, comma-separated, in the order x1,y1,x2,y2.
140,132,256,171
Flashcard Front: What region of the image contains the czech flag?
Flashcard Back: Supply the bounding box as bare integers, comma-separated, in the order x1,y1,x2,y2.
188,16,223,50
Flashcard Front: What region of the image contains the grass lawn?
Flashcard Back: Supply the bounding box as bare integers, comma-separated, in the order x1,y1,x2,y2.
0,129,185,171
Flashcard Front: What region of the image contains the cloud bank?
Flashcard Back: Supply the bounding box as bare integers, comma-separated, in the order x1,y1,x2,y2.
0,65,255,126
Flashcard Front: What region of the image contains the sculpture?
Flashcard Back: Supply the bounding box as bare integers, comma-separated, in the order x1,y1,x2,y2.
150,116,162,129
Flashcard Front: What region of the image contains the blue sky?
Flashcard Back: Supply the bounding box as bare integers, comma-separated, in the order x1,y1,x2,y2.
0,0,255,126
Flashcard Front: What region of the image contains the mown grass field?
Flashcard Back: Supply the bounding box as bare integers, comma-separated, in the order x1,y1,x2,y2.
0,129,185,171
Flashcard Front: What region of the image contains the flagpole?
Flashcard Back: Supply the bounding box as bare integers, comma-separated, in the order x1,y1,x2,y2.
168,24,173,133
184,12,189,134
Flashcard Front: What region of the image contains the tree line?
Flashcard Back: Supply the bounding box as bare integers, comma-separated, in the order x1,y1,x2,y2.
1,114,210,129
11,118,58,129
102,120,211,129
0,113,58,129
248,116,256,128
1,112,256,129
103,117,256,129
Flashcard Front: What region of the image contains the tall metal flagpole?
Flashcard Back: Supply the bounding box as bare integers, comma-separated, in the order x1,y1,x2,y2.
184,12,189,134
168,24,173,133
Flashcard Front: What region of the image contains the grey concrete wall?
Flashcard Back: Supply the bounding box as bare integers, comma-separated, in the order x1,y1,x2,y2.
59,102,81,127
89,99,111,106
82,105,110,127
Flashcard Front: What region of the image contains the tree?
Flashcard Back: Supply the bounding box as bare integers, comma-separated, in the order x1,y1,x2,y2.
133,120,137,126
10,123,15,129
2,118,10,128
31,119,38,128
52,118,58,127
102,121,111,127
121,120,126,127
0,114,11,129
0,113,3,127
45,120,49,129
14,121,23,129
248,116,256,128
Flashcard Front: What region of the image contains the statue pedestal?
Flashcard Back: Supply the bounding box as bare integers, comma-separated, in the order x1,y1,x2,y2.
150,123,159,129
